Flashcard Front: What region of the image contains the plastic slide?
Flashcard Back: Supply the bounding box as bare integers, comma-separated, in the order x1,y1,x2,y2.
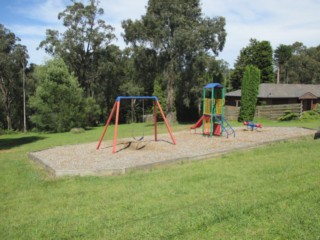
190,116,204,129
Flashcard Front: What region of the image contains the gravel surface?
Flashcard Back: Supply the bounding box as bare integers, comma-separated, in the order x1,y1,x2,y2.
28,127,314,177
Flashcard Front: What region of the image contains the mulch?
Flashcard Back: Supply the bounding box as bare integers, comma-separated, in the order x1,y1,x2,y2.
28,127,315,177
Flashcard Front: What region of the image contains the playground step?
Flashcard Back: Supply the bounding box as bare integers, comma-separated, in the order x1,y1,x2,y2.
220,117,235,138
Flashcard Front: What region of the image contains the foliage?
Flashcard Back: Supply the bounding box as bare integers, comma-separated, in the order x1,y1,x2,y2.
0,24,29,130
286,42,320,84
81,97,101,126
94,45,126,117
278,111,298,121
70,127,85,134
152,76,166,110
122,0,226,122
238,65,260,122
38,0,115,97
177,53,230,122
230,39,273,90
274,44,292,83
29,58,100,132
299,108,320,121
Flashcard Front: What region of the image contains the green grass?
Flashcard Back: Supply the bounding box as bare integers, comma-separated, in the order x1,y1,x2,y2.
1,120,320,239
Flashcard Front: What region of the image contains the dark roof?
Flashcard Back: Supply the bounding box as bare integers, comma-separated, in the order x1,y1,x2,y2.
226,83,320,99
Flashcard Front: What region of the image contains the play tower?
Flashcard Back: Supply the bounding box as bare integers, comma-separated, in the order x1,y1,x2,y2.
191,83,235,138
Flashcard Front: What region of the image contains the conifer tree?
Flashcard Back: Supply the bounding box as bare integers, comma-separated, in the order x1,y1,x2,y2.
238,65,260,122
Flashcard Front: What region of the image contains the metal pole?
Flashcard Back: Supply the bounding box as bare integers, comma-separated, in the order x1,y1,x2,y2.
156,101,176,145
202,87,206,135
112,101,121,153
22,62,27,133
96,101,117,150
154,101,158,141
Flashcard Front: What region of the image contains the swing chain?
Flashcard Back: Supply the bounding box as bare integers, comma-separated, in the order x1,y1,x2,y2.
131,99,145,141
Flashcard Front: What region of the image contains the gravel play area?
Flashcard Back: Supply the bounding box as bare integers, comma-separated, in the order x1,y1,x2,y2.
28,127,315,177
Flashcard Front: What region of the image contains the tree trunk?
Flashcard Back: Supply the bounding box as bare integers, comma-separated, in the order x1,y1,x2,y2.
0,77,13,130
276,66,280,84
166,76,175,123
165,61,176,123
4,97,13,130
6,113,12,130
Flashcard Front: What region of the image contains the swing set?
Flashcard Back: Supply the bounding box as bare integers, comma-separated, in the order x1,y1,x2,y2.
96,96,176,153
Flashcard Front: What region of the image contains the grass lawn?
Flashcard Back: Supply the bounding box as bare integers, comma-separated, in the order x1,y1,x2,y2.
1,120,319,239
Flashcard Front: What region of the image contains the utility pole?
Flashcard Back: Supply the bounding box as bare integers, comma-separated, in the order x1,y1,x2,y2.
22,61,27,133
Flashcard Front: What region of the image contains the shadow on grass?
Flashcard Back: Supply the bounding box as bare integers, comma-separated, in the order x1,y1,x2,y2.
0,136,46,150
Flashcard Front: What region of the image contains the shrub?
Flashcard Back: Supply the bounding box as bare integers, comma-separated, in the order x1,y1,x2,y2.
238,65,261,122
300,109,320,121
70,128,85,134
278,111,298,121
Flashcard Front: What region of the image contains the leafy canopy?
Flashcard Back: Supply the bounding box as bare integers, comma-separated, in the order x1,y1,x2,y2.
122,0,226,121
230,39,273,90
29,58,99,132
38,0,115,96
0,24,29,130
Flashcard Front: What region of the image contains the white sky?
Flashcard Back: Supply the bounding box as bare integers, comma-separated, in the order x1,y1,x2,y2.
1,0,320,66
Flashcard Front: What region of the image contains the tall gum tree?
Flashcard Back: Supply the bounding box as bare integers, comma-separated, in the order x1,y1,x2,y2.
0,24,28,130
274,44,292,84
38,0,115,97
122,0,226,122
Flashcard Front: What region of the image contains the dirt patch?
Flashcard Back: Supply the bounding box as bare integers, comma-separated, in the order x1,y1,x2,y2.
28,127,314,177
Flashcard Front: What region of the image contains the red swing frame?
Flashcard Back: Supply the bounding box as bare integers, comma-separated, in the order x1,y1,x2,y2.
96,96,176,153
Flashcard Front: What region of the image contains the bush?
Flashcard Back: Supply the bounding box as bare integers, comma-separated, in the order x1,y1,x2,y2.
314,105,320,114
278,111,298,121
70,128,85,134
300,109,320,121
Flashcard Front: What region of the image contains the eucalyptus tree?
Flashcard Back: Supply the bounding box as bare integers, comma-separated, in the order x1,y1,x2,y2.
286,42,320,84
122,0,226,122
0,24,29,130
38,0,115,97
274,44,292,84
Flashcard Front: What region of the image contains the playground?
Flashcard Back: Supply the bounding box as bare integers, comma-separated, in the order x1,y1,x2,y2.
29,83,315,176
29,126,314,176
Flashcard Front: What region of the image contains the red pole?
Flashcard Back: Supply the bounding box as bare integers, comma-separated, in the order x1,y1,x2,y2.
154,100,158,141
156,101,176,145
96,101,117,150
112,101,121,153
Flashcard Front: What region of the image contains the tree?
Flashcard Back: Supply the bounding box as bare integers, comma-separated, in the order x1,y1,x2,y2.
274,44,292,84
238,65,260,122
29,58,99,132
0,24,29,130
286,43,320,84
230,39,273,90
255,40,273,83
38,0,115,97
122,0,226,122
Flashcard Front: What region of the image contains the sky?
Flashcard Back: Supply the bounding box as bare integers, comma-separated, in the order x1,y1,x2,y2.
1,0,320,67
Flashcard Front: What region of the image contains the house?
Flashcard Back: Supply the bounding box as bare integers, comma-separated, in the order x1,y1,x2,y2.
225,83,320,111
